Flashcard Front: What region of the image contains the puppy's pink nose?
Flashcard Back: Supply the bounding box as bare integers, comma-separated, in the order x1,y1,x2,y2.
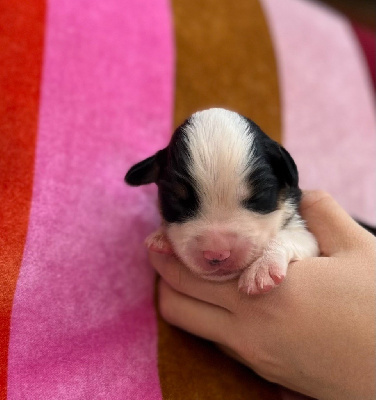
203,250,231,263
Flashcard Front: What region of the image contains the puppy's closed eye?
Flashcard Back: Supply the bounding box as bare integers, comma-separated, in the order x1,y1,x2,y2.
242,187,278,214
159,179,189,201
172,183,189,201
159,177,199,223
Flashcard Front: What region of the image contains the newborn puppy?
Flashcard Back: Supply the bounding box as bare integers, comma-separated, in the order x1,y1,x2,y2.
125,108,318,294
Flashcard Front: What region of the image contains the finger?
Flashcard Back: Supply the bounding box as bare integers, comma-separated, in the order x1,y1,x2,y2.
300,190,368,255
158,278,232,345
149,250,243,312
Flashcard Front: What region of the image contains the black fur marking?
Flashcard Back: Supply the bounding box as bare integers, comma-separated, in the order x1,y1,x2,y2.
242,117,301,214
158,120,200,223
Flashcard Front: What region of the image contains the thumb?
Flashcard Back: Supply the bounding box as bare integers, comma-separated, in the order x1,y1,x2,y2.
300,190,367,256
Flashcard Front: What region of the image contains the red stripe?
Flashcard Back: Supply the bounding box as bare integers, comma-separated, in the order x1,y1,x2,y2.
0,1,46,397
351,23,376,88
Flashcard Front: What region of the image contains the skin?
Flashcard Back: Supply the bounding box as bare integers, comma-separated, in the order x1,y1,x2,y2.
148,190,375,400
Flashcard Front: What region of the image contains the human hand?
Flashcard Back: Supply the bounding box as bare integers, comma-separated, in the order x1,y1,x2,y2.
148,191,375,400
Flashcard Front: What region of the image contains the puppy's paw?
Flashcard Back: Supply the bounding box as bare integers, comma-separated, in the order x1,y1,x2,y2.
145,229,174,255
238,255,287,295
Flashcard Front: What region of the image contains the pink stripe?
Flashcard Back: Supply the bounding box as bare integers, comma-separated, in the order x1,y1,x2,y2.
8,1,173,398
262,0,376,224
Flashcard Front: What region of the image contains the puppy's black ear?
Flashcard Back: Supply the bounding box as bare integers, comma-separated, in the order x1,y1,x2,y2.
265,140,299,188
125,148,167,186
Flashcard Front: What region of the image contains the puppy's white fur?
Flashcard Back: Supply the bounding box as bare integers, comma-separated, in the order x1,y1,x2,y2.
185,109,256,213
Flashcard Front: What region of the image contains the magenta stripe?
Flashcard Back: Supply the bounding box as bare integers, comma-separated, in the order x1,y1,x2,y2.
8,1,173,398
262,0,376,225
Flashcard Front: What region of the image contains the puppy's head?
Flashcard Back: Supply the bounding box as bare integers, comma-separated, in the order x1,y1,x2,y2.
125,108,301,280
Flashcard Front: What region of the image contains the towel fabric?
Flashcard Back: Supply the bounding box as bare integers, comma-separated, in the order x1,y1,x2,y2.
0,0,374,399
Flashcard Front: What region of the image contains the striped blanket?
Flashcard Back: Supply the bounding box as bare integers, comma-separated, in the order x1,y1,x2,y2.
1,0,374,399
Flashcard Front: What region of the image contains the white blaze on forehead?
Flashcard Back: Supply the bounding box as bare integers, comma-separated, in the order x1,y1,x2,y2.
183,108,256,214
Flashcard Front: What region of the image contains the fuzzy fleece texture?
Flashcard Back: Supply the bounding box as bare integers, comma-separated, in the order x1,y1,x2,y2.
1,0,374,399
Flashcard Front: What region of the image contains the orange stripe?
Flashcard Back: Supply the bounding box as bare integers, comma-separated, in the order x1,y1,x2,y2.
158,0,282,398
171,0,281,142
0,1,46,397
